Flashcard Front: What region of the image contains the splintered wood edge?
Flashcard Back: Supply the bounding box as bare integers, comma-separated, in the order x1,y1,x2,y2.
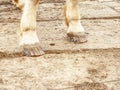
48,82,108,90
0,48,120,58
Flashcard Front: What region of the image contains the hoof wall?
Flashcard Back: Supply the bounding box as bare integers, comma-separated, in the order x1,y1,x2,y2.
21,43,45,57
67,32,87,44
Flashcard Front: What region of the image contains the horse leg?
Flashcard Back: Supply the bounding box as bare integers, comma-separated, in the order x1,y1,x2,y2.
64,0,87,43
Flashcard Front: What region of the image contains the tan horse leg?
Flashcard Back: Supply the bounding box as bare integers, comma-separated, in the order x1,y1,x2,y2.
13,0,44,56
12,0,24,10
65,0,87,43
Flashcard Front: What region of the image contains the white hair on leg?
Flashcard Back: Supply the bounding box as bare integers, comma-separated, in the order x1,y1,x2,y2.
20,0,39,46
